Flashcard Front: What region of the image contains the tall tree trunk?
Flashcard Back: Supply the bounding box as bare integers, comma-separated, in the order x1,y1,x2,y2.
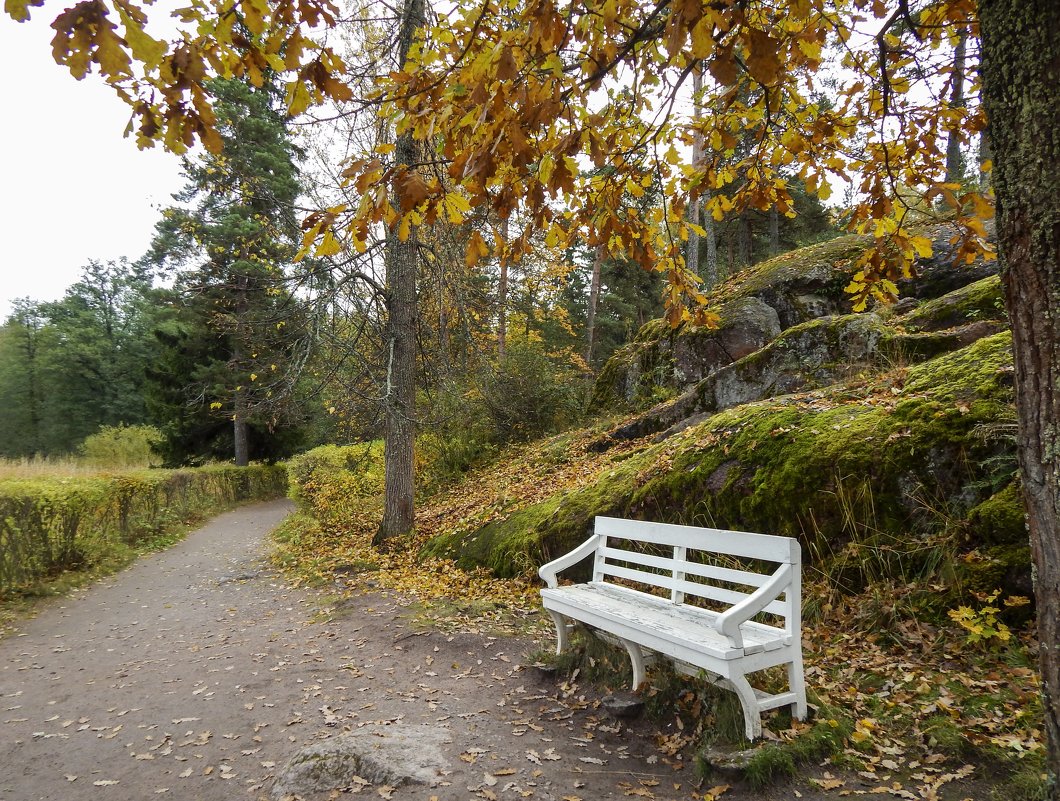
686,68,703,283
768,206,780,258
945,27,968,192
738,216,752,267
436,257,450,375
233,386,249,467
585,244,603,364
497,215,509,362
979,2,1060,792
376,0,425,545
702,203,718,287
233,280,249,467
979,125,993,192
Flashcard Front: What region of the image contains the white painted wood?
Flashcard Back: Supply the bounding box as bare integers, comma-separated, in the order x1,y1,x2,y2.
596,516,799,563
539,535,600,588
540,516,807,741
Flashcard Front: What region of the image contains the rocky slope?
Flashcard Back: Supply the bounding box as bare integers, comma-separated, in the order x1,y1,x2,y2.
423,224,1027,607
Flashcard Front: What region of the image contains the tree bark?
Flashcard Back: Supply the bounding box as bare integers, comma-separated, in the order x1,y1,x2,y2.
375,0,426,545
497,215,509,362
585,244,603,364
979,125,992,192
979,2,1060,792
686,69,703,283
702,203,719,287
233,386,249,467
768,206,780,259
945,27,968,189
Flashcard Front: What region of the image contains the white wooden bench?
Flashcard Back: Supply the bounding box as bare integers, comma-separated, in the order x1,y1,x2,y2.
539,516,807,740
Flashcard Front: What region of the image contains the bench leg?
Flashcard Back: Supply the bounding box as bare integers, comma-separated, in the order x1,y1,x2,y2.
618,638,647,690
726,674,763,741
546,610,570,655
787,652,808,721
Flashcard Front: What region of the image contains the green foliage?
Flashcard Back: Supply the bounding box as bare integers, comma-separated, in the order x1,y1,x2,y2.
476,340,586,444
417,383,499,487
285,443,383,528
143,77,311,466
949,590,1030,648
0,464,287,595
78,424,162,469
0,261,156,457
416,341,586,488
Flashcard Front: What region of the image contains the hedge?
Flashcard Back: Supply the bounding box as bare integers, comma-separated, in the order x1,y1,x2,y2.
0,464,287,595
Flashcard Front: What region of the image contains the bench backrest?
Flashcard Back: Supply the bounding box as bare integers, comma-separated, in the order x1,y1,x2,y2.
591,516,801,635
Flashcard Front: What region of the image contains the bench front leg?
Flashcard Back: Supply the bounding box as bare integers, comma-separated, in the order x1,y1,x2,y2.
724,674,763,741
546,610,571,655
618,638,647,690
787,650,808,721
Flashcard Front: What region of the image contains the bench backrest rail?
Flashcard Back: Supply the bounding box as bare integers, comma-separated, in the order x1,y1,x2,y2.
592,516,801,641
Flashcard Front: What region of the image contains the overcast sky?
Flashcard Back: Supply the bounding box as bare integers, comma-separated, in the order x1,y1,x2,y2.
0,14,185,320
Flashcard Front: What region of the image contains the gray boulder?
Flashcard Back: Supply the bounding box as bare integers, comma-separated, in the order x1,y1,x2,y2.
271,724,451,799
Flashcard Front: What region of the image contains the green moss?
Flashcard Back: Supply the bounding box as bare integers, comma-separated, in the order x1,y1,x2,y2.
901,331,1013,401
707,233,868,306
426,332,1022,601
899,275,1006,331
967,482,1026,546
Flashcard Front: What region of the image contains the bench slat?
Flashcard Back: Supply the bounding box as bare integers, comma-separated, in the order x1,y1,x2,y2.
600,545,773,588
597,517,799,564
597,562,789,618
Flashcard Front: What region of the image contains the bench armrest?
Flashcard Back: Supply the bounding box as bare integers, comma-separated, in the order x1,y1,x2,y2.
538,536,599,588
715,563,793,650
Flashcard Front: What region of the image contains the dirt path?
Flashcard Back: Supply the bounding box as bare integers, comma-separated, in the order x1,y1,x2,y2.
0,502,978,801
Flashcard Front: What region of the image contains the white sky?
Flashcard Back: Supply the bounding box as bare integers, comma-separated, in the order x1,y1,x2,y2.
0,13,185,320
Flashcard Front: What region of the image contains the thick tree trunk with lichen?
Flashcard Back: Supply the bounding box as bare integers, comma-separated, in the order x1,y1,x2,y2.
375,0,425,545
979,1,1060,791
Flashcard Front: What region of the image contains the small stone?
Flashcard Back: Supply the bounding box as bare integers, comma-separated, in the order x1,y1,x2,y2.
700,745,759,778
600,693,643,719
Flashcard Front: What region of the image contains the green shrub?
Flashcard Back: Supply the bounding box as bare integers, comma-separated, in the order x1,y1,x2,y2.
0,464,287,595
285,443,383,526
476,341,586,444
78,425,163,469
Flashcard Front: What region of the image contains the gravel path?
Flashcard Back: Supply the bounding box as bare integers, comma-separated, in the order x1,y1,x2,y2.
1,500,978,801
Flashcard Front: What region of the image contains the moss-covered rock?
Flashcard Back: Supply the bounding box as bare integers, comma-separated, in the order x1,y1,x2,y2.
426,333,1027,599
592,226,1000,414
896,274,1006,332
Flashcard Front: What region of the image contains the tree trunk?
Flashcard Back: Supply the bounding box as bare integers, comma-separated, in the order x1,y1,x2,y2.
686,68,703,283
585,244,603,364
703,207,718,286
768,206,780,258
375,0,425,545
497,215,509,362
233,386,249,467
738,216,752,267
945,27,968,190
979,125,992,192
979,2,1060,792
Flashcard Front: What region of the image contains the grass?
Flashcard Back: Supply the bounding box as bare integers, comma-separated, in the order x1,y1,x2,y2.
0,455,139,480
